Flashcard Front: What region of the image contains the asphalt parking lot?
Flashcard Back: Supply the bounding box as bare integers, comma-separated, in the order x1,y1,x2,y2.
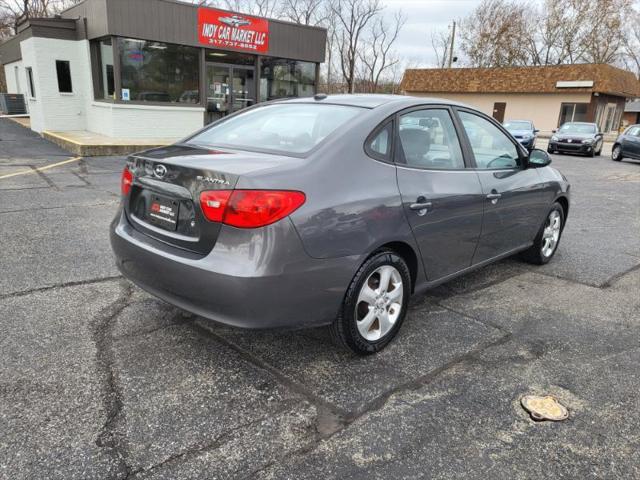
1,118,639,480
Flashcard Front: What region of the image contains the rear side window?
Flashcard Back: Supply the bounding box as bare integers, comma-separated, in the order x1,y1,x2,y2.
366,122,392,160
397,109,464,169
188,104,362,155
458,111,520,169
56,60,73,93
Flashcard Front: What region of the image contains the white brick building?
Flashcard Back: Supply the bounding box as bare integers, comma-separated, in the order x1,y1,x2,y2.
0,0,326,139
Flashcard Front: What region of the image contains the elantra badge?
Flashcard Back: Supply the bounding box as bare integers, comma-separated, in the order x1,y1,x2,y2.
153,164,167,179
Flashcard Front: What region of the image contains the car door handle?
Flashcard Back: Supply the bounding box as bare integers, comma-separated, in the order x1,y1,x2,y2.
410,201,432,210
486,193,502,199
409,198,432,216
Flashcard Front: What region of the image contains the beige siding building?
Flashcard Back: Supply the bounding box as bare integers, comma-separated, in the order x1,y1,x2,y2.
401,64,640,135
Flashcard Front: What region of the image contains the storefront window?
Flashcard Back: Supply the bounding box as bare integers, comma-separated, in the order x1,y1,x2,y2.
98,39,115,99
558,103,589,125
120,38,200,103
259,59,316,102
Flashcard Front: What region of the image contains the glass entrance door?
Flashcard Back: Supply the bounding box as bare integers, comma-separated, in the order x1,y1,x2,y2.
205,63,255,124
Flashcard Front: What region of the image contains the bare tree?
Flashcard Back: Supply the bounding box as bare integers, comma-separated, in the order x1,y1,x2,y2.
279,0,326,25
331,0,383,93
358,10,405,92
579,0,633,64
0,0,79,38
622,7,640,78
458,0,530,67
200,0,280,17
430,28,450,68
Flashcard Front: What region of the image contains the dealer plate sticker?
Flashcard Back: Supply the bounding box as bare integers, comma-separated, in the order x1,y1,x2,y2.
148,195,179,231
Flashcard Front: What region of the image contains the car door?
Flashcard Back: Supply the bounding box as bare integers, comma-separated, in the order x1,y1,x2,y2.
624,126,640,158
394,107,485,281
455,109,548,263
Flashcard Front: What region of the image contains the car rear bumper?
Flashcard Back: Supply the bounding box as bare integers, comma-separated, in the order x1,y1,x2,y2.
110,210,360,329
548,142,594,154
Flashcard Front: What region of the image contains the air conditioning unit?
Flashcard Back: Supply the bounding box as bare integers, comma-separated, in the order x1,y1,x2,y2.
0,93,27,115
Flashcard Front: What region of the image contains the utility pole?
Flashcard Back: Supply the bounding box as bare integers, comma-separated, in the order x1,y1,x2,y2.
447,21,456,68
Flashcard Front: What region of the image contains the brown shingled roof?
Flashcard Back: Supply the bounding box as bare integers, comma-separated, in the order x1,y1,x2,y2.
401,64,640,98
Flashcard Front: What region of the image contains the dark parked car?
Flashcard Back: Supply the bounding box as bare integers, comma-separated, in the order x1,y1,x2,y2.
111,95,570,354
612,124,640,162
503,119,539,150
548,122,603,157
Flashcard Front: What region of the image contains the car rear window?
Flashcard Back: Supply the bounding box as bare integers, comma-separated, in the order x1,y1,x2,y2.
188,103,362,155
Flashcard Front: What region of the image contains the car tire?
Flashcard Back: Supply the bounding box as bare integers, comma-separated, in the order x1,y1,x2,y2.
612,145,623,161
587,148,595,157
329,249,411,355
520,202,565,265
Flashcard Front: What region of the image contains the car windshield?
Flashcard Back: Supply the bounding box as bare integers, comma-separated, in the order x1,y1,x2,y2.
503,121,531,130
188,103,362,155
559,123,596,134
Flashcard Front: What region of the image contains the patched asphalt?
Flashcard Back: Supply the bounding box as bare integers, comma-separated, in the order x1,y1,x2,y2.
0,118,639,479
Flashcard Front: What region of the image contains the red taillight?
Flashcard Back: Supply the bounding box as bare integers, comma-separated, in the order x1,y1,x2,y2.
199,190,306,228
121,167,133,196
200,190,232,222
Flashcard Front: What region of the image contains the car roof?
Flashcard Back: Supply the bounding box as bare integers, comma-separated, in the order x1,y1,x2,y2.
277,94,468,109
562,122,596,125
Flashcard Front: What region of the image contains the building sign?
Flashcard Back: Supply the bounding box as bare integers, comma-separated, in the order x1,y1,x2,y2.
556,80,594,88
198,8,269,53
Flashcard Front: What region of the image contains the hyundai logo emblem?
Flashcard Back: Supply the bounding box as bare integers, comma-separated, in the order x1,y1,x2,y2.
153,164,167,178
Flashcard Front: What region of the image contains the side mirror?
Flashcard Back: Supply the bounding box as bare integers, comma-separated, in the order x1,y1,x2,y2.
528,149,551,168
552,129,557,133
533,129,540,134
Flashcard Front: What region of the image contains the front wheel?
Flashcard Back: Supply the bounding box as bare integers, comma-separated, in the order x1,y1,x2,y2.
612,145,623,161
330,250,411,355
520,203,565,265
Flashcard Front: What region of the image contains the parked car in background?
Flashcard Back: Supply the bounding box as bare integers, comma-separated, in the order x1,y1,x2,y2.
111,95,570,355
503,120,538,151
612,124,640,162
548,122,603,157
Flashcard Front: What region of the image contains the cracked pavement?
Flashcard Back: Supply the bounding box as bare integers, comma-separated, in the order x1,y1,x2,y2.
1,118,639,479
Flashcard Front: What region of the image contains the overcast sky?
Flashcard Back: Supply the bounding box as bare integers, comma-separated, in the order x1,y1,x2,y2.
382,0,483,67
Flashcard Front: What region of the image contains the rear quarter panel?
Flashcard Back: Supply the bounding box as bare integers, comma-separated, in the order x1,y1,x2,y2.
238,105,418,261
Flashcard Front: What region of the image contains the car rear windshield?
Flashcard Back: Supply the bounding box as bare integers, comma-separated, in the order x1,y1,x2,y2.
504,121,531,130
188,103,363,155
559,123,596,134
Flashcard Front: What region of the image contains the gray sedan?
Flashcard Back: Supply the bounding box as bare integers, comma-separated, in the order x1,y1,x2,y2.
110,95,570,354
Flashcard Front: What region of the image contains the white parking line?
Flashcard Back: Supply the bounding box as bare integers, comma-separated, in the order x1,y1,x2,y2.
0,156,83,180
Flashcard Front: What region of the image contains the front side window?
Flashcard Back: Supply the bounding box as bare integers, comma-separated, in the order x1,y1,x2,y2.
626,126,640,137
259,59,316,102
188,103,361,155
458,111,520,169
120,38,199,103
26,67,35,98
397,109,464,169
56,60,72,93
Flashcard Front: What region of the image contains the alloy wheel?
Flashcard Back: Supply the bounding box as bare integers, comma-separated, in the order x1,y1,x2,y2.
612,146,621,160
355,265,403,341
541,210,561,257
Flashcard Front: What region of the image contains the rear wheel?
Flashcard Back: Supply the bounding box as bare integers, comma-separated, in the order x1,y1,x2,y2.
520,203,565,265
330,250,411,355
612,145,623,161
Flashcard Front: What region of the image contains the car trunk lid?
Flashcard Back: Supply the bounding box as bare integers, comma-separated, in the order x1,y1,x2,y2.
124,144,296,255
